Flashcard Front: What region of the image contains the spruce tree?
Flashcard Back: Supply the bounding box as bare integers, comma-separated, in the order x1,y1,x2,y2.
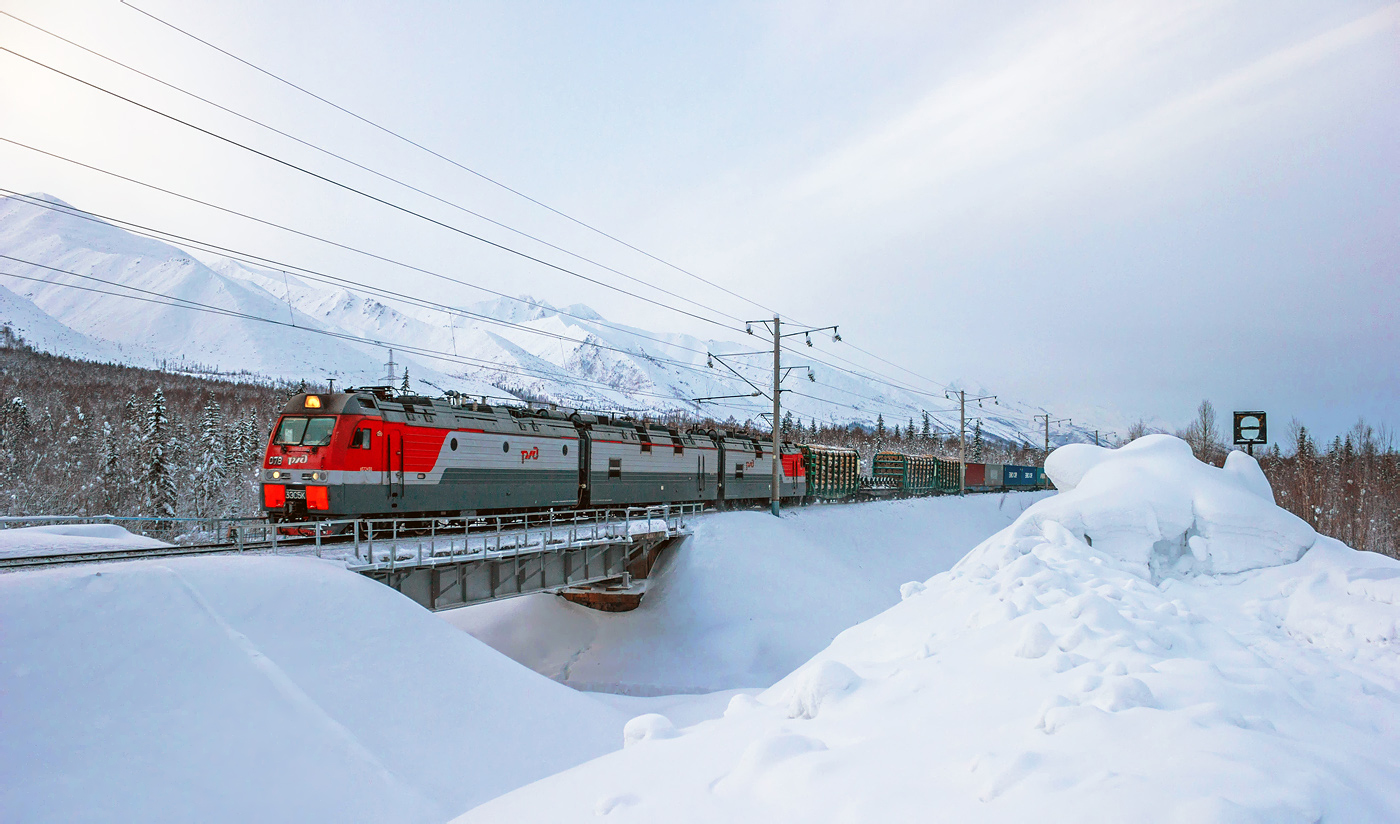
401,369,411,393
921,412,931,443
972,420,984,462
144,388,177,522
195,397,226,518
875,414,886,448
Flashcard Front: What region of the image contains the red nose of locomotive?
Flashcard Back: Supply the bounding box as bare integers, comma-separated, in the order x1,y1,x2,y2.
262,391,379,520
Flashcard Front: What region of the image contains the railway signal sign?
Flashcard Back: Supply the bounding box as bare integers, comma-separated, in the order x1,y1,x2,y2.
1233,411,1267,454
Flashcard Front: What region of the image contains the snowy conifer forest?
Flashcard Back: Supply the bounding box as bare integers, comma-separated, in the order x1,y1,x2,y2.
0,331,301,523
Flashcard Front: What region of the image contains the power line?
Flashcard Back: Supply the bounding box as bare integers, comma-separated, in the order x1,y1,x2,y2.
118,0,787,321
778,340,958,404
0,45,742,333
2,19,976,416
0,10,751,328
0,29,1003,422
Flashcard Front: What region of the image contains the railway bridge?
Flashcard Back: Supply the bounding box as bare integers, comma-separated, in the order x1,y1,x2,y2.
0,505,699,612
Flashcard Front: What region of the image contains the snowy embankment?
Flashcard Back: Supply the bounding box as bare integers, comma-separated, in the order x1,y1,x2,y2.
443,492,1049,694
460,436,1400,823
0,555,626,824
0,523,168,559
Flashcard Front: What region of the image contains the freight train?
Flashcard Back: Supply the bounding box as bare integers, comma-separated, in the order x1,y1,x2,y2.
261,389,1048,522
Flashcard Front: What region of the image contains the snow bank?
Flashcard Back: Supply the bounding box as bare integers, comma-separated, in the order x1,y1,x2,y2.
441,493,1049,693
1035,434,1316,577
0,556,626,824
0,522,168,559
457,437,1400,823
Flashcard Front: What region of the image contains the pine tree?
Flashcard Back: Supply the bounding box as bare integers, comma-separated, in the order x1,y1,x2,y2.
921,412,931,443
782,410,794,437
144,388,177,522
401,369,411,393
972,420,984,462
875,414,886,447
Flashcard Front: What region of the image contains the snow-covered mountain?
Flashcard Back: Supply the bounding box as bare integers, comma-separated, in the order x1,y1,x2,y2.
0,192,1107,445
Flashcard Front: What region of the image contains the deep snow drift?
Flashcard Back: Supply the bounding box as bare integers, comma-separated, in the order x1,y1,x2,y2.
442,493,1050,693
461,436,1400,823
0,555,626,824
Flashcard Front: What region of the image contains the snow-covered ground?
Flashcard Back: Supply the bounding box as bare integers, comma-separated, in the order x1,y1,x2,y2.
4,439,1395,823
0,554,626,824
442,493,1050,694
459,437,1400,823
0,522,168,559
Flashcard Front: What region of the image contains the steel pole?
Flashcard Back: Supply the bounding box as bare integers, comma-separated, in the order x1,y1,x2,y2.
771,315,781,517
958,390,966,496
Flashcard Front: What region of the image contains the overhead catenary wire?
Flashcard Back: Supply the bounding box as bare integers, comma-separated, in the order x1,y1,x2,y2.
110,1,967,405
0,10,752,328
2,22,979,413
0,46,744,333
2,18,1016,423
117,0,787,321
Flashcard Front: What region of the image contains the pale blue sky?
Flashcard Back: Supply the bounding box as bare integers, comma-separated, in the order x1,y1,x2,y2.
2,0,1396,440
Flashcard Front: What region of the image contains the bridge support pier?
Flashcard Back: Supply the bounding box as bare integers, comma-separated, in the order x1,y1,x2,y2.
558,534,680,612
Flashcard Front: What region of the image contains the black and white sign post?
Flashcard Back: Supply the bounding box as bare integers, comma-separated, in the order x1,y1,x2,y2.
1233,411,1267,456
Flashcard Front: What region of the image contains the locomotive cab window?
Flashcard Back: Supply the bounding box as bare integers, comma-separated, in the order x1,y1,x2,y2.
274,416,336,446
350,428,372,449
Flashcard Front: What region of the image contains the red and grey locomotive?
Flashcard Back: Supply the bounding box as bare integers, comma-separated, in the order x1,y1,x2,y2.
261,389,807,521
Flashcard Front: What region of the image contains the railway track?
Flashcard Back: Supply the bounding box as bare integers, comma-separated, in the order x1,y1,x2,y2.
0,535,342,571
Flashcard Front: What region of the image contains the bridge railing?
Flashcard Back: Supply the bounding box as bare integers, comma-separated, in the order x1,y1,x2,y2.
341,503,703,570
217,503,703,569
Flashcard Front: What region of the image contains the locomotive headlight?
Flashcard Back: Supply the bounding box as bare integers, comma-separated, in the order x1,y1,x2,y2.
271,470,282,479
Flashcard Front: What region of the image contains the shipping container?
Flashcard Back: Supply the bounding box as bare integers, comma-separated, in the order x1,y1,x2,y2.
985,463,1004,488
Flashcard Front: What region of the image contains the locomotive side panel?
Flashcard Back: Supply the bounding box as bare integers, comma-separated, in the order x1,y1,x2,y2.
588,426,718,505
719,438,768,502
403,426,579,512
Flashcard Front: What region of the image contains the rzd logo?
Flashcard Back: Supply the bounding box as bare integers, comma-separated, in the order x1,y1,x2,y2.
288,455,309,465
520,446,540,464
